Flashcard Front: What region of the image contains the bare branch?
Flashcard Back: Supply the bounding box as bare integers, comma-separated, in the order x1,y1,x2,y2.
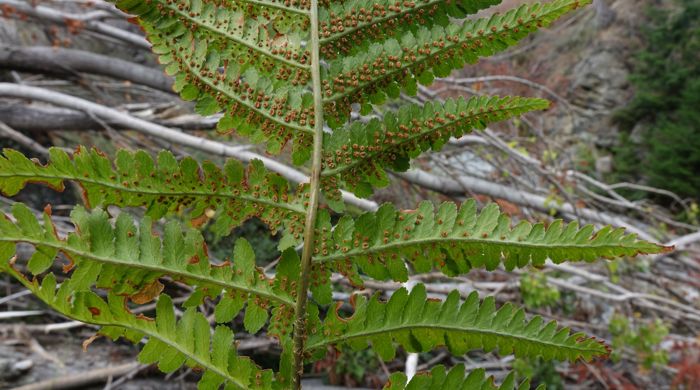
0,45,173,93
0,83,379,212
0,121,50,157
396,169,657,241
0,0,150,49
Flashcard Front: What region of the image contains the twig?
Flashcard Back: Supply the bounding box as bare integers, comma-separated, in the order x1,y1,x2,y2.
12,362,141,390
0,121,50,157
441,75,576,112
0,310,44,320
0,45,173,92
396,169,657,241
0,0,150,49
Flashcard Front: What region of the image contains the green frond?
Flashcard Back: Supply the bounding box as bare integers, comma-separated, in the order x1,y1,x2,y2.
384,365,535,390
320,0,502,58
0,204,296,331
113,0,316,159
307,285,610,362
0,258,276,390
321,0,590,125
313,200,671,282
0,147,306,241
321,96,549,198
116,0,310,68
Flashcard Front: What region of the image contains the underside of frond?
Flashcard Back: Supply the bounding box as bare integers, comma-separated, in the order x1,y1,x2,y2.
307,285,610,362
321,96,549,199
113,0,316,159
319,0,502,58
0,147,306,242
321,0,590,125
313,200,671,282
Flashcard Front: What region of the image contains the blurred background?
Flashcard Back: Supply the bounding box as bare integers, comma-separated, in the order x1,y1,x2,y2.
0,0,699,388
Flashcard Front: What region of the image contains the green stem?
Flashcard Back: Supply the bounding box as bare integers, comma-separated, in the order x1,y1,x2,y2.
291,0,324,387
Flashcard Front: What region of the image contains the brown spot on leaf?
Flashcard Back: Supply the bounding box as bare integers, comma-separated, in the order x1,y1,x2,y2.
130,280,164,305
136,313,154,322
188,255,200,265
190,213,209,228
62,252,75,273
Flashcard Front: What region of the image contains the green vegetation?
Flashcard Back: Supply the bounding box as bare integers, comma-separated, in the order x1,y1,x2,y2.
613,0,700,201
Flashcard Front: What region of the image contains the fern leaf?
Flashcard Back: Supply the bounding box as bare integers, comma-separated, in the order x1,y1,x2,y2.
320,0,502,58
307,285,610,362
321,96,549,198
0,257,275,390
384,364,535,390
0,147,306,242
321,0,590,125
313,200,671,282
114,0,315,159
0,204,295,330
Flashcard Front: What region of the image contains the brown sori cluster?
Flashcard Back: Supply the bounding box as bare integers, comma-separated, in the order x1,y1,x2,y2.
322,14,546,123
139,0,320,152
154,27,315,148
149,0,311,73
269,305,295,339
102,170,301,235
320,100,528,196
320,0,443,58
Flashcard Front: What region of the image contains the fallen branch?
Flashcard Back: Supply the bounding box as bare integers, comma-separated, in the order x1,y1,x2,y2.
0,104,102,132
397,169,657,241
0,83,379,212
0,0,150,49
0,121,50,157
0,310,44,320
0,45,173,93
0,104,220,132
440,75,576,112
12,362,141,390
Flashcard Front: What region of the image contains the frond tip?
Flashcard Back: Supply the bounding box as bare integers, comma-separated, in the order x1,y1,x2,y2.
314,200,672,282
307,284,611,362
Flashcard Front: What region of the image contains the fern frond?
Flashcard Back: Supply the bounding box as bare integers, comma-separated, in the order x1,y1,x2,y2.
320,0,502,58
313,200,671,282
0,204,295,331
307,285,609,362
321,96,549,198
321,0,589,125
117,0,310,68
0,257,275,390
0,148,306,241
384,365,535,390
114,0,316,158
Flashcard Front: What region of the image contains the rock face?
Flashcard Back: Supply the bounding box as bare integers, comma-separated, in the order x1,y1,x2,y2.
533,0,656,148
569,47,631,147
